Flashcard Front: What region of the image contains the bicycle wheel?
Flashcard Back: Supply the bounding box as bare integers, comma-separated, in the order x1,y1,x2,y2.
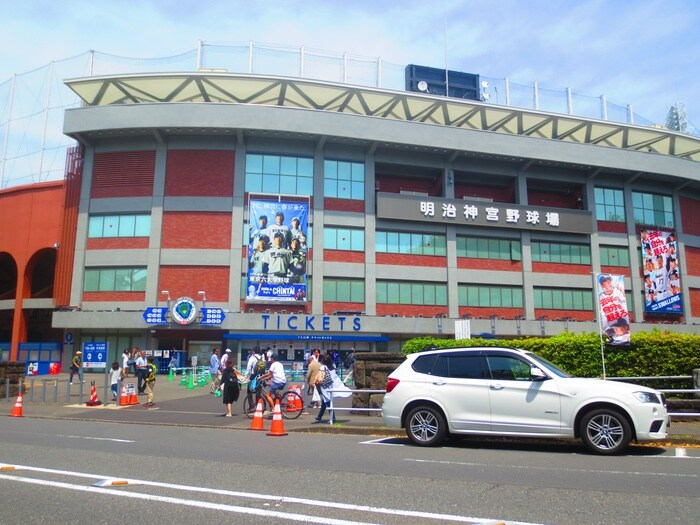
279,390,304,420
243,393,258,419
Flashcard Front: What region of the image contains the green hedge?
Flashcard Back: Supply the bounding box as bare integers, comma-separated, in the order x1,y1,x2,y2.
402,329,700,381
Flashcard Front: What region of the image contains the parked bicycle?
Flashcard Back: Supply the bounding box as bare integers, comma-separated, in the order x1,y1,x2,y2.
243,382,304,420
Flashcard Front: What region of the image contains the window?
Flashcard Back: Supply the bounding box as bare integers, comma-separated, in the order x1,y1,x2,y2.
439,354,488,379
456,236,521,261
376,231,446,256
323,279,364,302
245,154,313,195
458,285,523,308
594,188,625,222
632,191,674,228
376,281,447,305
531,241,591,265
84,268,147,292
533,288,593,310
88,215,150,238
600,246,630,267
486,355,532,381
323,227,364,251
324,160,364,200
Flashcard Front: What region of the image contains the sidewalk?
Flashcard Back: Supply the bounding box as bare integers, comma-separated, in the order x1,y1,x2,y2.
6,372,700,447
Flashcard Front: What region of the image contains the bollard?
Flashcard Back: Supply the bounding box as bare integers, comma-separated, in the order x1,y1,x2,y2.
694,368,700,399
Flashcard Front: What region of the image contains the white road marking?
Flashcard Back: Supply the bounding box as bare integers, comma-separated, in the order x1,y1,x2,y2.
54,434,136,443
0,463,545,525
0,473,378,525
359,438,404,446
405,458,700,478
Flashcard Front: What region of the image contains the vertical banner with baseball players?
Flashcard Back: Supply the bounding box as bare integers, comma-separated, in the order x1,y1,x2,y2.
247,199,309,302
596,273,631,346
640,230,682,314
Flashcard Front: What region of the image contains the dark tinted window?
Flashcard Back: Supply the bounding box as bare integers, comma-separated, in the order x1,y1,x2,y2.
430,354,486,379
486,355,532,381
446,354,487,379
412,354,438,375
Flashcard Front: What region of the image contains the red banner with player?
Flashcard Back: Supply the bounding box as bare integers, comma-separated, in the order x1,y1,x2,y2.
597,273,630,345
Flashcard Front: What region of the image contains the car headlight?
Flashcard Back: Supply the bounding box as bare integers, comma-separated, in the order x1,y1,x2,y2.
632,391,661,404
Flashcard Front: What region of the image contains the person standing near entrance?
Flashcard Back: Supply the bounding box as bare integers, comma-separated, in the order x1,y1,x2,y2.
220,358,240,417
69,351,84,385
209,347,221,394
135,348,148,394
143,357,157,407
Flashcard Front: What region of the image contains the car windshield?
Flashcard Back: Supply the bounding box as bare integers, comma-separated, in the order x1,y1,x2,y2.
523,351,572,378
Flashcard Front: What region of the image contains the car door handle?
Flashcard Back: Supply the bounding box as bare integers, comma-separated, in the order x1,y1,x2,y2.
490,383,505,390
432,380,446,386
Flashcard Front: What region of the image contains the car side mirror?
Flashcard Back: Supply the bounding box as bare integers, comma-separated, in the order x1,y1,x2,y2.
530,367,548,381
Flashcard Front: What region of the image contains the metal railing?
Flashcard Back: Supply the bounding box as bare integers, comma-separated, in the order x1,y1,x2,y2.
2,40,695,191
607,375,699,418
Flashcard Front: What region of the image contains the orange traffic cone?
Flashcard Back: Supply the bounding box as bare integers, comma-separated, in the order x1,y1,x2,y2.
267,399,287,437
119,384,129,406
250,397,265,431
10,392,23,417
86,381,102,407
128,383,138,405
285,387,299,413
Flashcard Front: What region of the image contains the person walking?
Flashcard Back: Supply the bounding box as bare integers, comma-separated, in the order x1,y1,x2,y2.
343,349,356,385
220,359,240,417
314,354,334,424
69,351,84,385
109,361,124,401
143,357,157,407
209,347,221,394
306,354,321,409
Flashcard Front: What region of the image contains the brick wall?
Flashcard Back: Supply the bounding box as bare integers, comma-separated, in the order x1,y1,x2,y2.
165,150,234,197
680,196,700,236
376,253,445,268
532,262,592,275
161,212,232,249
159,266,231,302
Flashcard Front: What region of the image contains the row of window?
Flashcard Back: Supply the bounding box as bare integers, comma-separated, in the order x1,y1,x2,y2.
594,187,675,228
89,269,635,313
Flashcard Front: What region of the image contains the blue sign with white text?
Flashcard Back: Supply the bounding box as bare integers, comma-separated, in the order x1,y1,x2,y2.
143,307,168,325
83,342,108,368
201,308,225,325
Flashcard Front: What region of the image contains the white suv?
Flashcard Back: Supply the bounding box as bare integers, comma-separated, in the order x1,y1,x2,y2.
381,347,668,455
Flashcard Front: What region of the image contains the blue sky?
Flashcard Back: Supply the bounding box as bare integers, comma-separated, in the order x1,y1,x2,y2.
1,0,698,129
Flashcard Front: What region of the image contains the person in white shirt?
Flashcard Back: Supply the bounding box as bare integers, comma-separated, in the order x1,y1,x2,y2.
220,348,231,370
135,349,148,394
258,354,287,410
109,361,124,400
245,347,263,380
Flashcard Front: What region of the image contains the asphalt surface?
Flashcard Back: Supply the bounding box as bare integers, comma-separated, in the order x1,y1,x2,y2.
6,372,700,447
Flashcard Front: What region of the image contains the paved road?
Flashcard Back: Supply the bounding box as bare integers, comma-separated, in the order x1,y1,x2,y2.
1,417,698,525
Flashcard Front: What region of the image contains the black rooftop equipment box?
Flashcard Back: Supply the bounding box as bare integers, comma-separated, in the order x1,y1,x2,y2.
405,64,480,100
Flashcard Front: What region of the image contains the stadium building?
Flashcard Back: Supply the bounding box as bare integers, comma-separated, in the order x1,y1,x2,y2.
1,63,700,373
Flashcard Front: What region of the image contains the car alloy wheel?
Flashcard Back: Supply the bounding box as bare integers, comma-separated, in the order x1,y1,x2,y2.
406,405,446,447
581,408,631,455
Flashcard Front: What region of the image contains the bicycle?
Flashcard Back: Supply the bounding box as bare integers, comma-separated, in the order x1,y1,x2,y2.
243,382,304,420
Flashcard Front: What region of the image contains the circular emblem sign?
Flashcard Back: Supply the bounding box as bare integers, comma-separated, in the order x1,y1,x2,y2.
172,297,197,325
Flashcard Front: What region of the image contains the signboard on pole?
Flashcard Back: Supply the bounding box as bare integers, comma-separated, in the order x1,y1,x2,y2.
596,274,630,346
83,342,108,368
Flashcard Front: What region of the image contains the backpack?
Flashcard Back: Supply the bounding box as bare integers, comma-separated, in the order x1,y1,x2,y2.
254,356,267,375
319,366,333,389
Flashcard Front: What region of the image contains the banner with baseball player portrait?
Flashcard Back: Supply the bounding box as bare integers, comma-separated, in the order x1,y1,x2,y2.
246,199,309,303
640,229,682,314
596,273,631,346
